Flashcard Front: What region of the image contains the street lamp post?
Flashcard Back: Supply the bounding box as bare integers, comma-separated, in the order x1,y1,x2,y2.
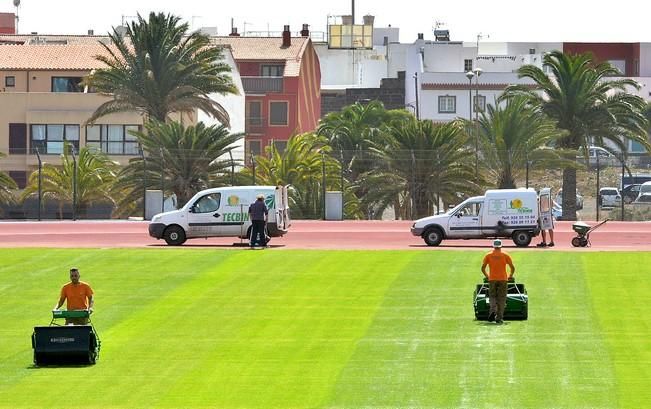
472,67,483,179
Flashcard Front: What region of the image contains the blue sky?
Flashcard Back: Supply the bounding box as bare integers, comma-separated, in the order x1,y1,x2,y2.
7,0,651,43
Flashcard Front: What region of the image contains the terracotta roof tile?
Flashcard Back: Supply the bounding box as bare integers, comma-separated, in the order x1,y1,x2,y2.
0,44,111,70
212,36,309,77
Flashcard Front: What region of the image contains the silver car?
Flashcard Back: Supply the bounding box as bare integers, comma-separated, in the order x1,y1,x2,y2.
599,187,622,208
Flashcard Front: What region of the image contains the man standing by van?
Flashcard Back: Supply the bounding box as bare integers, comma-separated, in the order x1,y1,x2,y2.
481,240,515,324
249,194,268,248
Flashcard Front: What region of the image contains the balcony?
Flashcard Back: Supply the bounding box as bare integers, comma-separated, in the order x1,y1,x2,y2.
245,116,266,133
241,77,283,94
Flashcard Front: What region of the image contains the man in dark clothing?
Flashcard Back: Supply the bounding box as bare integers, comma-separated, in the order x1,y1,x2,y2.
248,194,269,247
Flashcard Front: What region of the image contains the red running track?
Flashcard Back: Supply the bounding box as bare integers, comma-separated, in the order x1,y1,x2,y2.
0,220,649,251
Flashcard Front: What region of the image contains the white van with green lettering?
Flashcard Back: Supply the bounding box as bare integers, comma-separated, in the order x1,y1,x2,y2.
149,185,291,245
411,188,551,247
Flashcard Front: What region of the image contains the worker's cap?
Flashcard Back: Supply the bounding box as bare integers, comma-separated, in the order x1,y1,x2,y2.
256,194,265,199
493,239,503,248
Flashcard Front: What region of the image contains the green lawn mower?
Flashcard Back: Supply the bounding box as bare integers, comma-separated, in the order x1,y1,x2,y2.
473,277,528,320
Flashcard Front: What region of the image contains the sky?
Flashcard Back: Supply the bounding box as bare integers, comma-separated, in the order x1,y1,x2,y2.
6,0,651,43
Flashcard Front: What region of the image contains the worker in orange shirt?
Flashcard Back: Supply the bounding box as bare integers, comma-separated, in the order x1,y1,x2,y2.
481,239,515,324
54,268,94,325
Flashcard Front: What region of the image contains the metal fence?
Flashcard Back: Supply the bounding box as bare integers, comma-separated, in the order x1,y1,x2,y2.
2,149,651,222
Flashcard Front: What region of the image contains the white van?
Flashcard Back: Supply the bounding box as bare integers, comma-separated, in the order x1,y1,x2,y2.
411,188,552,247
149,185,291,245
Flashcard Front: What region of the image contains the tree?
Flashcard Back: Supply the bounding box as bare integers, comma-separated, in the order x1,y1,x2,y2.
317,101,412,217
86,12,238,125
113,120,243,214
366,119,479,219
477,96,569,189
21,146,118,218
317,101,412,180
241,133,362,219
505,50,650,220
0,152,18,212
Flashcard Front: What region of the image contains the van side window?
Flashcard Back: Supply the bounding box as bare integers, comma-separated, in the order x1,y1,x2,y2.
458,202,481,217
193,193,221,213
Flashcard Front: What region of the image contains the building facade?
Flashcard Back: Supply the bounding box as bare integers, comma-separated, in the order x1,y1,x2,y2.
0,35,244,187
214,27,321,160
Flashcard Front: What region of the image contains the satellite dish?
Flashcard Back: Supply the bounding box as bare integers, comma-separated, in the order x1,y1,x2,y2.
13,0,21,7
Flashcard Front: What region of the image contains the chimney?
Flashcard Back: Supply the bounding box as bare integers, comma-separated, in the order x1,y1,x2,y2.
87,29,94,36
417,33,424,40
300,24,309,37
282,25,291,47
0,12,16,34
229,27,240,37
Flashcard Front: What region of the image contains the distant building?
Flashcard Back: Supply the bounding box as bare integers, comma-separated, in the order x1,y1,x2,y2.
0,34,243,186
213,25,321,160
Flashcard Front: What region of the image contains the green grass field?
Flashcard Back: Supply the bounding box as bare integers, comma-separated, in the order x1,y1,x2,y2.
0,248,650,408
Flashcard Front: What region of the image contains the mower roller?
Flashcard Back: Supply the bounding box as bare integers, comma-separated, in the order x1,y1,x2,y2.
473,277,528,320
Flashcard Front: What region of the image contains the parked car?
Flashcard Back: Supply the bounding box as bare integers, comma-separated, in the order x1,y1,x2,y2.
632,193,651,205
555,189,584,210
621,184,642,204
551,200,563,220
577,146,618,167
598,187,622,208
635,181,651,202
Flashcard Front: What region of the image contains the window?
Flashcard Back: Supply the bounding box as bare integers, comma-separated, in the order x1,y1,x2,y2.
473,95,486,113
269,101,288,125
5,76,15,87
272,140,287,153
630,139,645,154
464,59,473,72
529,48,536,55
247,101,262,126
9,123,27,154
261,65,284,77
9,171,27,189
438,96,456,114
86,125,140,155
51,77,83,92
192,193,221,213
31,124,79,154
248,140,262,159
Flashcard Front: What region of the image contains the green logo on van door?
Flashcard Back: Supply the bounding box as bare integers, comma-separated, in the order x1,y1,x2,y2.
265,194,275,209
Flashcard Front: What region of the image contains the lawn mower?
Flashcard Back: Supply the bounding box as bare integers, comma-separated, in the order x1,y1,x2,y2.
473,277,528,320
32,310,101,366
571,219,609,247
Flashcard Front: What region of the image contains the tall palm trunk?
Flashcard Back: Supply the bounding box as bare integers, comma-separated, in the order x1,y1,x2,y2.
562,167,577,221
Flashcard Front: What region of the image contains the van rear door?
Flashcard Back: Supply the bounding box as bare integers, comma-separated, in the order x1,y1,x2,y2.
274,185,290,232
539,188,553,228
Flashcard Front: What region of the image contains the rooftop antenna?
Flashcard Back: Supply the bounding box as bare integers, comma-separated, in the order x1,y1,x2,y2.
13,0,20,34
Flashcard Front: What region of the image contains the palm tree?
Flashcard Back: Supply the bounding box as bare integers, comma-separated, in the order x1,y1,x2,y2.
21,146,118,218
317,101,412,181
478,96,569,189
366,119,479,219
241,133,362,219
0,152,18,212
113,120,243,214
505,50,650,220
86,12,238,125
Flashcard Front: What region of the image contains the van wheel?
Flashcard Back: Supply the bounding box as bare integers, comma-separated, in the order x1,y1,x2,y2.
512,231,531,247
163,225,186,246
423,227,444,246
